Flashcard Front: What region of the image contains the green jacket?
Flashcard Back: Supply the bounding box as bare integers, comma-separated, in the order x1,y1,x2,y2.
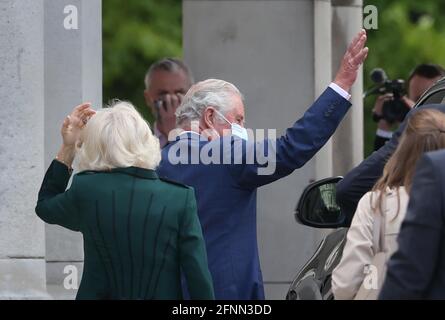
36,160,214,300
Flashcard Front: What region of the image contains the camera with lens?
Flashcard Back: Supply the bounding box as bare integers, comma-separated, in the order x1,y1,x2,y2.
365,68,410,124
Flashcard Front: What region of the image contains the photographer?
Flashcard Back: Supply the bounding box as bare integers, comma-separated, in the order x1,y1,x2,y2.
372,64,445,150
143,58,194,148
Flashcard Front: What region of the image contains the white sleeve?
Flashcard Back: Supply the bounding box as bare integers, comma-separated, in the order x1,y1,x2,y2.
329,82,352,100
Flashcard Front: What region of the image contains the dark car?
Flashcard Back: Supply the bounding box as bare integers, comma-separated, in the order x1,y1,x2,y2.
286,76,445,300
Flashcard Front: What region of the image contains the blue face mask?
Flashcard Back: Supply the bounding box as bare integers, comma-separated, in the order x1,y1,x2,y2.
215,110,248,141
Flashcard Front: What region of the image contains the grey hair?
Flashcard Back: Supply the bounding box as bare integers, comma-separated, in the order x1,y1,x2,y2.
144,58,194,89
175,79,244,127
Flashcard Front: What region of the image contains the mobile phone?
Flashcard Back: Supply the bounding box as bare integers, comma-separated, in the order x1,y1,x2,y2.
154,99,163,110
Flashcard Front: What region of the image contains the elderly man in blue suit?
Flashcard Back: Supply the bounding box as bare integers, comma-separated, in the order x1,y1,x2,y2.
157,30,369,299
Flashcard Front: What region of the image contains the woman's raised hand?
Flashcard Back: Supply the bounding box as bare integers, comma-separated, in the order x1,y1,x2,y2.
61,102,96,147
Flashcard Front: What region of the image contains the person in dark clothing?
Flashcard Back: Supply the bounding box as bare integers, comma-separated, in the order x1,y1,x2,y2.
380,149,445,299
337,103,445,224
372,64,445,151
158,30,369,299
35,102,214,300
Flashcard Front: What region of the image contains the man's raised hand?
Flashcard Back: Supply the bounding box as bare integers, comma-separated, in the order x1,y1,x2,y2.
334,29,369,93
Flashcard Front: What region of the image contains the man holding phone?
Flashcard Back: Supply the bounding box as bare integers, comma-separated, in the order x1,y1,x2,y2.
144,58,194,148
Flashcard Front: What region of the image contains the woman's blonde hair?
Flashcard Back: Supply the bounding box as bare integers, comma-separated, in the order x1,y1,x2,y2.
372,108,445,216
76,101,161,172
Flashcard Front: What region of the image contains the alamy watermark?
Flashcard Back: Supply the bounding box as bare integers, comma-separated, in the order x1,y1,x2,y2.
63,265,79,290
63,5,78,30
363,263,380,291
61,3,379,31
363,5,378,30
166,121,278,176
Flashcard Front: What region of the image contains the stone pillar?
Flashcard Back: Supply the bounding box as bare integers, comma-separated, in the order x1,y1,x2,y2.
184,0,325,299
183,0,364,299
0,0,102,300
0,0,49,299
331,0,364,175
314,0,333,180
43,0,102,298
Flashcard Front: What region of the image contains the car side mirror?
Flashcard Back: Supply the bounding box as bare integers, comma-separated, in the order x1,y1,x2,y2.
295,177,347,228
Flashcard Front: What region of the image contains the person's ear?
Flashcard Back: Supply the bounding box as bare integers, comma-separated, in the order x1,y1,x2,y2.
144,89,153,105
203,107,217,129
144,89,156,114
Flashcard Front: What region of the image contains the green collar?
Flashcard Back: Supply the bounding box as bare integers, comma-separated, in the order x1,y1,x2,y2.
111,167,158,180
79,166,159,180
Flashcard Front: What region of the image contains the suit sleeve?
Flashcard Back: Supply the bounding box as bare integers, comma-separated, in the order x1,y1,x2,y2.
332,192,376,300
179,188,215,300
379,154,443,299
35,160,80,231
373,134,390,151
336,127,401,225
230,87,351,189
336,105,445,225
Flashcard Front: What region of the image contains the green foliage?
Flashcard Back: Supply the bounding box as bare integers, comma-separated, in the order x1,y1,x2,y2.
363,0,445,156
102,0,182,123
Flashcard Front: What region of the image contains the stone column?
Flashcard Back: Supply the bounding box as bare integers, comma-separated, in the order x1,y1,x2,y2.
183,0,364,299
314,0,333,180
0,0,102,300
43,0,102,298
0,0,49,299
184,0,330,299
331,0,364,175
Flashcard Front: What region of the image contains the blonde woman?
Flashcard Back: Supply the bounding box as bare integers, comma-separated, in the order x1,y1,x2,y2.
35,102,214,300
332,108,445,300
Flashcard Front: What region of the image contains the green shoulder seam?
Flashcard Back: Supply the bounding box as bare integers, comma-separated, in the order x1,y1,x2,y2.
159,177,190,189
